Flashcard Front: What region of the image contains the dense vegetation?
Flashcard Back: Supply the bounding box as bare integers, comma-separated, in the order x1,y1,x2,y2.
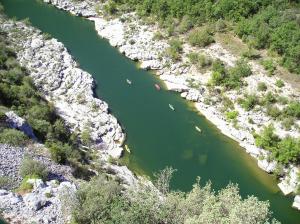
67,168,278,224
0,30,89,170
108,0,300,74
254,125,300,165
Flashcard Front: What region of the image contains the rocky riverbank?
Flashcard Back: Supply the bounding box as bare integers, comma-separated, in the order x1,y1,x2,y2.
41,0,300,210
0,17,125,160
0,13,146,222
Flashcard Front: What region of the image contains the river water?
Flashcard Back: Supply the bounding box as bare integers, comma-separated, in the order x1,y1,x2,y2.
1,0,299,222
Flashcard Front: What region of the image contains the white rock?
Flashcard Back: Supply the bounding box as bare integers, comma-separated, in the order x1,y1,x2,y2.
292,195,300,210
5,111,37,140
31,38,44,49
257,159,277,173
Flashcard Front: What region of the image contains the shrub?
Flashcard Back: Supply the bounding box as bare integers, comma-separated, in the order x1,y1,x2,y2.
81,126,92,147
281,117,295,130
257,82,267,91
229,60,252,78
0,176,11,189
187,53,212,70
178,15,193,33
188,28,214,47
198,54,212,68
212,59,226,74
226,111,239,120
215,19,227,32
71,161,95,180
72,175,123,223
153,31,164,40
166,38,183,61
254,125,279,151
239,94,257,111
17,177,33,193
70,169,276,224
19,156,48,180
48,141,70,164
275,79,284,88
261,59,276,76
210,60,252,89
103,0,117,15
261,92,277,105
242,48,260,59
129,39,136,45
0,128,28,146
28,119,51,141
283,101,300,119
210,71,224,86
222,97,234,111
276,137,300,164
266,105,281,119
187,52,199,64
52,119,69,142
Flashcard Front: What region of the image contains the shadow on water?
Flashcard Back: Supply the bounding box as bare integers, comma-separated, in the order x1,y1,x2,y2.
1,0,300,223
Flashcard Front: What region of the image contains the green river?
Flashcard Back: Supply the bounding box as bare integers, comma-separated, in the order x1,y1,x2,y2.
1,0,300,223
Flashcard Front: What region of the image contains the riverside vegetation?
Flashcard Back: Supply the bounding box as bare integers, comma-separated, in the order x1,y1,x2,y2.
0,3,282,224
108,0,300,74
0,28,91,173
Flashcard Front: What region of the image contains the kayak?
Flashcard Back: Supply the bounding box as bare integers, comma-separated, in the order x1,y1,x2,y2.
125,145,131,153
169,104,175,111
195,126,202,133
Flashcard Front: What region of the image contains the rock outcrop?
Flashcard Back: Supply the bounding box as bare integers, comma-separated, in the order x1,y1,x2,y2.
0,178,76,224
5,111,37,140
0,144,73,190
1,18,125,160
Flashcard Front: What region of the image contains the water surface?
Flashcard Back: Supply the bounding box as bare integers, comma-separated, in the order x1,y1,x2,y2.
1,0,300,222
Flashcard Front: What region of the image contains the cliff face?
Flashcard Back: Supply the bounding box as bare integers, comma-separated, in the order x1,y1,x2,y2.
1,18,125,160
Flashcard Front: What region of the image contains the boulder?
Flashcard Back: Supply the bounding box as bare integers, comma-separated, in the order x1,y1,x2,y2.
31,38,44,49
257,159,277,173
24,194,47,211
5,111,37,140
292,195,300,210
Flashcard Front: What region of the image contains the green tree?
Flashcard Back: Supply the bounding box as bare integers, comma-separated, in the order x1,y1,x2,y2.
254,124,279,151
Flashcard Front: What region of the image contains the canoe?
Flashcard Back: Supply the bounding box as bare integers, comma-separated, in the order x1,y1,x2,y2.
125,145,131,153
195,126,202,133
126,79,132,85
169,104,175,111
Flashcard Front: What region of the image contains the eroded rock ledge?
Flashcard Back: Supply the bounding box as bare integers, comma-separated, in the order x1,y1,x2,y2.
1,18,125,160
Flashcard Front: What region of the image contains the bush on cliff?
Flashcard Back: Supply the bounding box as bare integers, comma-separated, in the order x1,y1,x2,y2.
188,28,214,47
166,38,183,61
0,128,28,146
19,156,48,181
117,0,300,74
0,31,83,164
254,125,300,164
69,168,277,224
